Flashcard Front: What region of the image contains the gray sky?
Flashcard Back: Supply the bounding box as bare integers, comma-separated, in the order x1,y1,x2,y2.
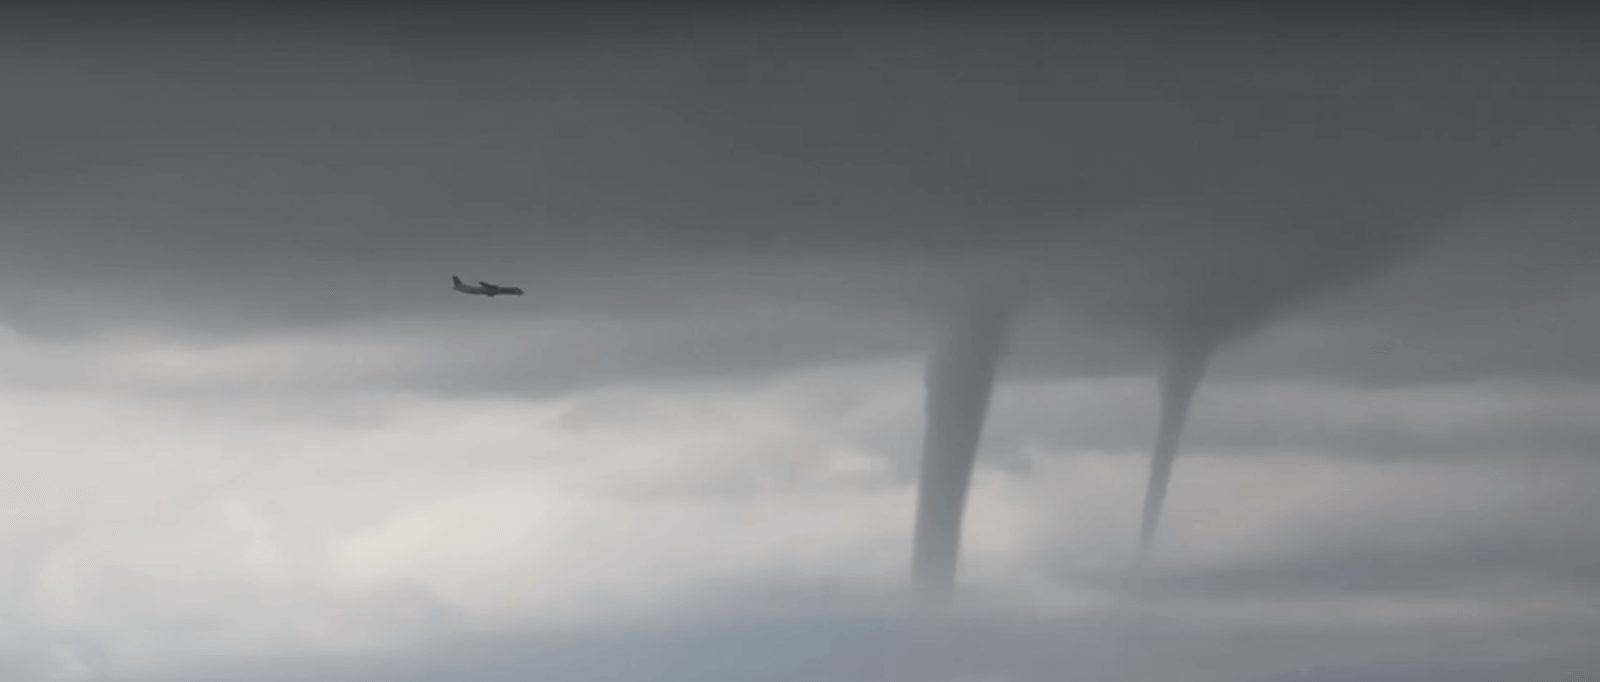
2,3,1597,680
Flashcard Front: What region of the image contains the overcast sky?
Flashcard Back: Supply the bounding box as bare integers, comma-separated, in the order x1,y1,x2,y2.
2,3,1598,681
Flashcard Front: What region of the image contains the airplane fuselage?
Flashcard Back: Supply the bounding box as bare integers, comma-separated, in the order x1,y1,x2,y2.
453,276,523,297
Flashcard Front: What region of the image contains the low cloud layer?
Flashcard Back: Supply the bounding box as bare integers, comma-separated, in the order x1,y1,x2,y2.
2,355,1596,680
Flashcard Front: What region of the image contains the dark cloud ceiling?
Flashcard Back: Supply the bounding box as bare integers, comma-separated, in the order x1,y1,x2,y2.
2,3,1596,386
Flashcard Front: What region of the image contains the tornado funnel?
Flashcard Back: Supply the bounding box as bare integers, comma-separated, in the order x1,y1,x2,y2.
911,297,1014,603
1138,340,1213,553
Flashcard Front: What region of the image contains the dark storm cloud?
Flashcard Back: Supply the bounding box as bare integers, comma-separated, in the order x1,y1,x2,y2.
2,3,1597,358
3,8,1598,681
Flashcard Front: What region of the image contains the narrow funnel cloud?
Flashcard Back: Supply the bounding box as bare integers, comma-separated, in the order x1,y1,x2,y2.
1139,337,1213,553
911,293,1016,603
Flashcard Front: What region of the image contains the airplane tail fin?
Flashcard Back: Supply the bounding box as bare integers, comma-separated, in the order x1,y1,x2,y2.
452,275,463,286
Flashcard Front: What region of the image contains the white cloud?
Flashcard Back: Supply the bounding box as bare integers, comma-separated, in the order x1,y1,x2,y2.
0,359,928,679
0,329,1596,680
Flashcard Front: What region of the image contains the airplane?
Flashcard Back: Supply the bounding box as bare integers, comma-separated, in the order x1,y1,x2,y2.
452,275,524,297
